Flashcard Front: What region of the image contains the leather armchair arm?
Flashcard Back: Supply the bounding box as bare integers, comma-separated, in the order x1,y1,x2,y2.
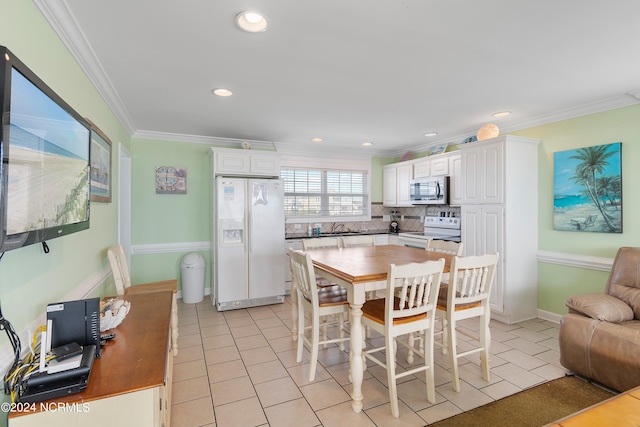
566,293,634,323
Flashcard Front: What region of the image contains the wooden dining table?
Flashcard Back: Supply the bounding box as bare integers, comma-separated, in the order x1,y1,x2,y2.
290,244,453,413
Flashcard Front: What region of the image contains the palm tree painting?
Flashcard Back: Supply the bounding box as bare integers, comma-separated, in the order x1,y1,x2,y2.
554,142,622,233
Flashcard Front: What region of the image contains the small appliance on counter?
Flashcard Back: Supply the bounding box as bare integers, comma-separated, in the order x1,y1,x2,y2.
389,220,399,233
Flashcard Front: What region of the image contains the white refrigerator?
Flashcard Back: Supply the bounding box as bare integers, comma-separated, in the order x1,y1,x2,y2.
213,176,285,311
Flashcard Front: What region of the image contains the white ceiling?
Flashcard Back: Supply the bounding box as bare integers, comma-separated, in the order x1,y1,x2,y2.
36,0,640,156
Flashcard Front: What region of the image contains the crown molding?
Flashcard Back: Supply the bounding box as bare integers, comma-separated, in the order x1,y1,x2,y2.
133,130,391,157
33,0,137,134
36,1,640,158
501,95,640,134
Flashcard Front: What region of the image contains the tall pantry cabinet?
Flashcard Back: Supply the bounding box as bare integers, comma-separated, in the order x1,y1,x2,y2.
460,135,540,324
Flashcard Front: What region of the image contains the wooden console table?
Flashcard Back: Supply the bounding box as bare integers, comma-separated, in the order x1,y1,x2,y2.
9,291,174,427
545,385,640,426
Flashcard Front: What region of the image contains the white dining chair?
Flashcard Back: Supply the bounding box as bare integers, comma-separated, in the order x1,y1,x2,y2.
289,249,350,382
435,252,499,392
107,245,180,355
302,237,341,250
302,237,342,286
340,235,375,248
426,240,463,284
361,258,445,418
426,239,463,256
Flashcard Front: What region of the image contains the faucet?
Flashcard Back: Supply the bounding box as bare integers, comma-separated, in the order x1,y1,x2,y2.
331,223,346,233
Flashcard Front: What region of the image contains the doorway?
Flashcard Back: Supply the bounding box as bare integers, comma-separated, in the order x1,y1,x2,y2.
118,142,132,267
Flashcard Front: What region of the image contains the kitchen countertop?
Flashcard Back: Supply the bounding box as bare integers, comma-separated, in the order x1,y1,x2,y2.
286,229,408,240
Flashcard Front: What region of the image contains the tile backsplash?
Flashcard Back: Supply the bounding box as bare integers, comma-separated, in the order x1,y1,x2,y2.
285,203,461,236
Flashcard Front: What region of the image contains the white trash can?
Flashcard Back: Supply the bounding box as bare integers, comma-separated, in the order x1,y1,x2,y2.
181,253,206,303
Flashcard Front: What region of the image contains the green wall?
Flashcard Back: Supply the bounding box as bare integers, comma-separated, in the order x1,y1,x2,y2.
0,0,128,423
512,105,640,315
129,139,212,290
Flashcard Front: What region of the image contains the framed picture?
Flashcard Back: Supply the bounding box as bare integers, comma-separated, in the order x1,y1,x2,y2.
553,142,622,233
156,166,187,194
426,143,448,156
87,119,112,203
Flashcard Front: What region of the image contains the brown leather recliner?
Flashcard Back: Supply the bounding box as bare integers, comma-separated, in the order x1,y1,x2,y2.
559,246,640,392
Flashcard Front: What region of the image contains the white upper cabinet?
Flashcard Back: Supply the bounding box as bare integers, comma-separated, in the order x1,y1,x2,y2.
430,155,449,176
449,153,462,206
461,139,504,204
212,147,280,177
385,151,461,207
413,159,430,178
383,162,413,207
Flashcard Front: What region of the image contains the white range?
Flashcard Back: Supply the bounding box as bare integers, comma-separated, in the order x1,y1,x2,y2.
397,216,461,249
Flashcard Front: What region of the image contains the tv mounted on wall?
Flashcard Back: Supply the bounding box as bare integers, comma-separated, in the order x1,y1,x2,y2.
0,46,91,253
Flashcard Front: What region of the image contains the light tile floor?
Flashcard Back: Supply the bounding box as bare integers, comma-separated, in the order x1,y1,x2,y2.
170,297,568,427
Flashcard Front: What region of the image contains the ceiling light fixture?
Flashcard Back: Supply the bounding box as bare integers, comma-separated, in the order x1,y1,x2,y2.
492,111,511,118
424,132,438,137
236,11,269,32
311,137,323,143
361,142,373,147
212,88,233,97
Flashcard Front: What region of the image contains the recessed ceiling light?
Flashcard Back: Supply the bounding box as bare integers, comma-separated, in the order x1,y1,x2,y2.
311,137,323,143
362,142,373,147
212,88,233,97
424,132,438,137
492,111,511,118
236,11,268,32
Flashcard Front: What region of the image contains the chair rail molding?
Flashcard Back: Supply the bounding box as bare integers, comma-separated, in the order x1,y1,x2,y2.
132,241,211,254
536,250,613,272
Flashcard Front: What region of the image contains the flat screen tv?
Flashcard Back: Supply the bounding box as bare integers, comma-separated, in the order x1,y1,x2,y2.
0,46,91,253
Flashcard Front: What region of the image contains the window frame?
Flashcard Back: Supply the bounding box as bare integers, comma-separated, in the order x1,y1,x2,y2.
280,153,371,224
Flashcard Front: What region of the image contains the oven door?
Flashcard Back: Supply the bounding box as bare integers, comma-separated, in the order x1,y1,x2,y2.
397,235,428,249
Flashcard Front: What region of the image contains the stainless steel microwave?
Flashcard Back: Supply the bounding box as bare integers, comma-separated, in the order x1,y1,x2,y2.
409,176,449,204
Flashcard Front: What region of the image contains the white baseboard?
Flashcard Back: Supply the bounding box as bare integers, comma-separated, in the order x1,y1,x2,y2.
537,309,563,324
176,287,211,301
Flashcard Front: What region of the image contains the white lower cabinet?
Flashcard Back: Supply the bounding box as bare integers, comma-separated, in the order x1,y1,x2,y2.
374,234,389,245
461,204,505,313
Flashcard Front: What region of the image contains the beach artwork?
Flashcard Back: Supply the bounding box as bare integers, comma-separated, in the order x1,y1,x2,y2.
554,142,622,233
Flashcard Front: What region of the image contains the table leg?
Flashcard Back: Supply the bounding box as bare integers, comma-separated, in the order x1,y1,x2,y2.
290,281,298,341
349,302,364,413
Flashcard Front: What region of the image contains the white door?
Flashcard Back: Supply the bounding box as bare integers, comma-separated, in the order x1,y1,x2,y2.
481,205,504,313
216,177,248,304
449,154,462,206
480,140,504,204
248,179,285,299
461,204,504,313
396,163,414,206
382,166,397,206
118,143,132,265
